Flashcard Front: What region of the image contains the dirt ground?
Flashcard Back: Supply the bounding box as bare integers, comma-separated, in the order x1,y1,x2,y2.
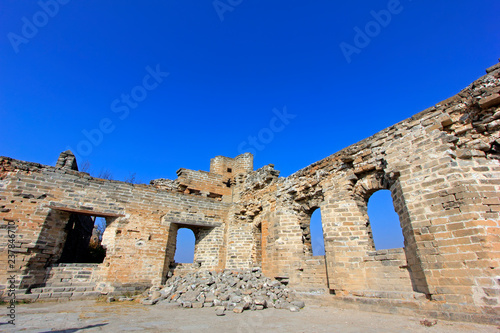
1,299,498,333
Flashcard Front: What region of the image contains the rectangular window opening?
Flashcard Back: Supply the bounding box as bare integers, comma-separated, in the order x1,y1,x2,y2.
58,214,107,264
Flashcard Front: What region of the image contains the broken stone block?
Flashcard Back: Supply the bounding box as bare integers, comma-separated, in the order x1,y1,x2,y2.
479,92,500,109
254,298,267,308
192,302,203,308
158,301,181,309
141,299,157,305
118,297,133,302
233,306,244,313
215,306,225,316
230,295,242,303
456,149,472,159
226,302,236,311
183,290,198,302
291,300,305,309
469,139,490,151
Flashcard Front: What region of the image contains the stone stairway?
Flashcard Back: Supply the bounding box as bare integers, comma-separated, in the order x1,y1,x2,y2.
18,263,101,302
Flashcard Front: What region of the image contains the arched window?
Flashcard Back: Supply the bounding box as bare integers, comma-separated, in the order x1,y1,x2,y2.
367,190,404,250
310,209,325,256
174,228,196,263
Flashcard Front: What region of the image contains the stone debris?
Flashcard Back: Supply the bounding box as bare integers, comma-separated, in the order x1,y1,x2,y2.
420,319,438,327
215,306,226,316
140,268,304,314
117,296,134,302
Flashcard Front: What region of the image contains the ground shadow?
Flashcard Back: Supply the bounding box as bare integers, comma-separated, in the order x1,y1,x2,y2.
39,323,108,332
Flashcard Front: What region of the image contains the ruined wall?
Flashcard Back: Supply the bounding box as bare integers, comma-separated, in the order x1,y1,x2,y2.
0,157,229,295
210,153,254,180
176,168,230,200
0,62,499,324
226,165,279,270
232,61,500,321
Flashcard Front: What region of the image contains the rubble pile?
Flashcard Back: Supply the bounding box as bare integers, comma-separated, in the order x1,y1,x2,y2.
140,268,305,314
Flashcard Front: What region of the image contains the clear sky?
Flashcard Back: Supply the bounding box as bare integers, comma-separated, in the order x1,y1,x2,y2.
1,0,499,260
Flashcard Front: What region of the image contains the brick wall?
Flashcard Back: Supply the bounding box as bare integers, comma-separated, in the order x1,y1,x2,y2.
294,256,328,291
210,153,253,180
176,168,230,199
1,61,499,324
363,248,414,295
0,158,229,295
232,61,500,323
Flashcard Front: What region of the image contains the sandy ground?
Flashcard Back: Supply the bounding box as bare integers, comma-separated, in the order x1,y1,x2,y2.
1,299,498,333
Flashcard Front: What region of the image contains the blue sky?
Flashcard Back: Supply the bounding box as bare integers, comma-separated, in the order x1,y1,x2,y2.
1,0,499,260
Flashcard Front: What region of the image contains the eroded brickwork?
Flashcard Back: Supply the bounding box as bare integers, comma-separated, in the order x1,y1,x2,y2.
231,61,500,323
1,61,499,324
0,158,230,294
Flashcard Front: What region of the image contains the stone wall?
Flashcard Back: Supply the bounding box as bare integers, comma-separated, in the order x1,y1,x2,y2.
210,153,254,180
363,248,414,296
176,168,230,199
26,263,101,302
1,61,499,324
295,256,329,292
0,157,229,294
231,61,500,323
